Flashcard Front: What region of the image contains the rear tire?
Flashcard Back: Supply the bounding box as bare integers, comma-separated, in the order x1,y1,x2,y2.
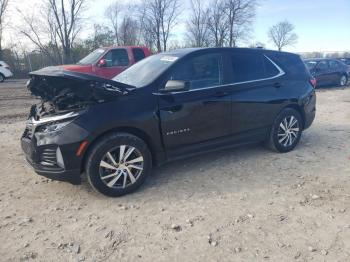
267,108,303,153
0,74,4,82
339,74,348,87
85,133,152,197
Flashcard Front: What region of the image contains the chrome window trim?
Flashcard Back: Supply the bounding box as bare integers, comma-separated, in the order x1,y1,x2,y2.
165,55,285,94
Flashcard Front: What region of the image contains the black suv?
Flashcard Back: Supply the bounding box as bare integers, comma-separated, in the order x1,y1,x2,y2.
21,48,316,197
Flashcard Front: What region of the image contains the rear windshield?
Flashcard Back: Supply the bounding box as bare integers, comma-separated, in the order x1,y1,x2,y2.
78,49,105,65
305,61,317,69
340,58,350,65
113,54,179,87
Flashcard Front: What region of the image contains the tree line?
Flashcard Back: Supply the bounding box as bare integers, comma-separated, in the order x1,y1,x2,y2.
14,0,259,65
0,0,345,78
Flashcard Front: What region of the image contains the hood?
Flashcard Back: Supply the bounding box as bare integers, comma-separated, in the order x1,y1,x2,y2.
59,64,93,74
27,67,134,117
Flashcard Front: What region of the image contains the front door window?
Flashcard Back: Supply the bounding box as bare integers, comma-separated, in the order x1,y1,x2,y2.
168,53,222,90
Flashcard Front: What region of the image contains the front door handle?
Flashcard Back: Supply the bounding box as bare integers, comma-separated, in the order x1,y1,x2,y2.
203,91,230,105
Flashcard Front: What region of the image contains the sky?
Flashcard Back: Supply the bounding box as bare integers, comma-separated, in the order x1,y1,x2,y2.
253,0,350,52
5,0,350,53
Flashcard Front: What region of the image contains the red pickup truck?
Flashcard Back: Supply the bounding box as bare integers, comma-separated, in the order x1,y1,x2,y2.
61,46,151,79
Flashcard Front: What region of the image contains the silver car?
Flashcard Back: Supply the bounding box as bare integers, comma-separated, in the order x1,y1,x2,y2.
0,61,13,82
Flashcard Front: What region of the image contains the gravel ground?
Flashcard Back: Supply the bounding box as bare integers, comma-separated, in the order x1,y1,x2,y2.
0,79,350,262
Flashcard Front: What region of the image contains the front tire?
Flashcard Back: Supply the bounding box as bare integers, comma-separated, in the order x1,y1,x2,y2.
267,108,303,153
85,133,152,197
0,74,4,82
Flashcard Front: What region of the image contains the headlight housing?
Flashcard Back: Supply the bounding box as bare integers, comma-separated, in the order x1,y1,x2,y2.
29,110,85,134
36,119,73,133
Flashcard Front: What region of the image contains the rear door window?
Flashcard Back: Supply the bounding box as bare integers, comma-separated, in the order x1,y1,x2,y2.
316,61,329,71
230,52,280,83
169,53,222,90
103,49,129,67
132,48,146,62
329,60,340,69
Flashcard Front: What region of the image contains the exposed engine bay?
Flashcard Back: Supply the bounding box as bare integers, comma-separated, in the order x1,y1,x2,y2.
27,67,133,120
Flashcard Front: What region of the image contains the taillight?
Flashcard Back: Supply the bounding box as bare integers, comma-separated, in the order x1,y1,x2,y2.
310,77,317,88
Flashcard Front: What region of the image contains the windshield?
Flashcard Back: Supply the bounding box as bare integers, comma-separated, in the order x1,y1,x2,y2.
305,61,317,69
0,61,9,67
113,53,179,87
78,48,105,65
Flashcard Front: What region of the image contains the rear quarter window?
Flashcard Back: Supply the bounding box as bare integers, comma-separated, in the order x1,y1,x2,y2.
269,53,308,77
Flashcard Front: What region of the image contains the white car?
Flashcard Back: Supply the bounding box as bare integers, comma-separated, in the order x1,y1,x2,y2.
0,61,13,82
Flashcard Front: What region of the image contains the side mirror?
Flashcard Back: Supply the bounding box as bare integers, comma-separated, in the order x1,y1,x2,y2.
163,80,190,92
97,59,106,67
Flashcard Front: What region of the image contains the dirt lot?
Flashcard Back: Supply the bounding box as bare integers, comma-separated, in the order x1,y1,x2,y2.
0,79,350,262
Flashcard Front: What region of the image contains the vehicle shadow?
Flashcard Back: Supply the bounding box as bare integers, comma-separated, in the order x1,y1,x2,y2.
316,83,349,92
131,144,314,199
76,114,350,201
133,121,348,200
77,120,347,201
79,142,276,201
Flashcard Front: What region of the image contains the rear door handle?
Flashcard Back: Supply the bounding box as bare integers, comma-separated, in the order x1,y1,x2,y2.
274,82,282,88
213,91,229,97
161,105,182,113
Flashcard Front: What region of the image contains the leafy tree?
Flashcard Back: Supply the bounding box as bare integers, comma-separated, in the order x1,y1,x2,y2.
84,24,115,51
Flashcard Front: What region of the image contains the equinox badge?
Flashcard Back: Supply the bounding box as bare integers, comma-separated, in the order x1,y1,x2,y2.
166,128,191,136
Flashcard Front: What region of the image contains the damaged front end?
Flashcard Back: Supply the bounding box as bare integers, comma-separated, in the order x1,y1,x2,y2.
21,68,134,183
26,67,133,119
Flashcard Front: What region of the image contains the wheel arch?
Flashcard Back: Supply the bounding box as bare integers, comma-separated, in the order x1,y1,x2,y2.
81,126,157,173
282,104,305,129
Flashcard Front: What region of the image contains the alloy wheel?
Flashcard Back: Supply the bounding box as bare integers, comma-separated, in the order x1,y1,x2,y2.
340,75,347,86
99,145,144,189
277,116,300,147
